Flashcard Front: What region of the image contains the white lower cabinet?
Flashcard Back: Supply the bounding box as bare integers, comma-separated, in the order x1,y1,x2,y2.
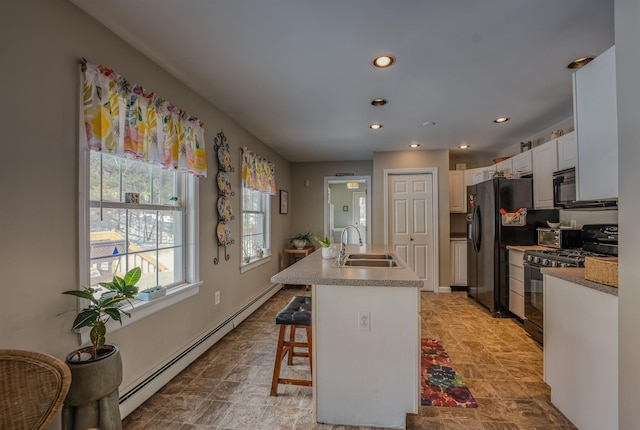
507,249,524,318
450,239,467,286
544,274,618,430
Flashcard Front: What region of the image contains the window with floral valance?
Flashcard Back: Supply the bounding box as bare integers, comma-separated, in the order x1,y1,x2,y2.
241,147,276,195
81,62,207,177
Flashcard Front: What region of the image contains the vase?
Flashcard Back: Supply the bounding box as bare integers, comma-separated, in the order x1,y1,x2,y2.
292,239,307,249
322,246,336,259
62,344,123,430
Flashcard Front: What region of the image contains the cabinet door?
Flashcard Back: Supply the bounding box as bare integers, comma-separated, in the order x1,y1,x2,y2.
512,151,533,176
450,240,467,286
495,158,512,177
557,131,577,171
448,171,466,213
574,46,618,200
532,140,558,209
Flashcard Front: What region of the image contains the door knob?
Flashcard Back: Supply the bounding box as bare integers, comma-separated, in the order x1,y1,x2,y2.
410,238,414,241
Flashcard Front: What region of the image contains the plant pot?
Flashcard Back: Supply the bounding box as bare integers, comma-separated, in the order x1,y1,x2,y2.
292,239,308,249
62,344,123,430
136,286,166,301
322,246,336,259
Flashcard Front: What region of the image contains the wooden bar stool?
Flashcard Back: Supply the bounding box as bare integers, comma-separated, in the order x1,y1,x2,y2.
270,296,312,396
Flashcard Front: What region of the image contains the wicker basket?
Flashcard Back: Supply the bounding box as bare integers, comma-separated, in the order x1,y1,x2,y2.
584,256,618,287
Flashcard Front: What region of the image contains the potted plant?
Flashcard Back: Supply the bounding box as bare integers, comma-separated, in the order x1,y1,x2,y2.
289,232,313,249
242,246,251,263
314,235,336,259
60,267,141,430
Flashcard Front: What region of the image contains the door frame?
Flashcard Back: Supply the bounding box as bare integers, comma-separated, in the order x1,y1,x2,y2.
323,176,372,244
383,168,440,292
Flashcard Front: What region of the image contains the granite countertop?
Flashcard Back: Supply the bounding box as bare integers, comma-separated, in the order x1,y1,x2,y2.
541,267,618,296
270,244,423,288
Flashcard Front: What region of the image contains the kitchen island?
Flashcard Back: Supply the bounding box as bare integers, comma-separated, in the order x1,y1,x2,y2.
542,267,618,430
271,244,423,429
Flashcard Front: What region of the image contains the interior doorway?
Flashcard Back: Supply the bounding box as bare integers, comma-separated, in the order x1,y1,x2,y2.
323,176,371,245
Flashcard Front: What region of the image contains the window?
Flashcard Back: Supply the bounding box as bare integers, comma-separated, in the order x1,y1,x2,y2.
241,187,270,266
81,151,198,292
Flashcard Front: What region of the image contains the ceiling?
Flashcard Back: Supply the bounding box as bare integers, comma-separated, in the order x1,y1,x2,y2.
71,0,614,162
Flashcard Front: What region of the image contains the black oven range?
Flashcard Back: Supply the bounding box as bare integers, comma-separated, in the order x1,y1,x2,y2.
522,224,618,345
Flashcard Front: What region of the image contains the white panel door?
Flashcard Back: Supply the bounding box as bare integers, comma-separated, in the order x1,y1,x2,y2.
390,174,435,291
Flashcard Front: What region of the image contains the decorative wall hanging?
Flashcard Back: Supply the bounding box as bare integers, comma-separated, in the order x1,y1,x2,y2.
279,190,288,214
213,130,234,264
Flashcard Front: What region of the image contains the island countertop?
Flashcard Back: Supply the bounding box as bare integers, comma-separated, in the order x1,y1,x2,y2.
270,244,423,288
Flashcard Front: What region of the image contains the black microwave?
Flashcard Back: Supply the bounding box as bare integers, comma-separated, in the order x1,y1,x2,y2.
552,168,617,209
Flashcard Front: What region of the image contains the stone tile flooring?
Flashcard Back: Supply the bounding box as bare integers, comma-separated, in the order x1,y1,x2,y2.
122,288,577,429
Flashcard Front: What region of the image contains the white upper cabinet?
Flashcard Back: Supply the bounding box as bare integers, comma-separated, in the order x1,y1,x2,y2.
557,131,577,171
494,158,512,177
511,151,533,177
532,140,558,209
449,170,466,213
573,46,618,200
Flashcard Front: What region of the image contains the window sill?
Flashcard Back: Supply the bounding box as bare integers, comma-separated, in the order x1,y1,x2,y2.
240,255,272,273
79,281,201,345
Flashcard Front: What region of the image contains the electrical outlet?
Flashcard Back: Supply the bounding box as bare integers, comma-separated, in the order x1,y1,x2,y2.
215,291,221,305
358,311,370,331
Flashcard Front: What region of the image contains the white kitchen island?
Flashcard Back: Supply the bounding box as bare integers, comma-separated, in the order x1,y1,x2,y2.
271,245,423,429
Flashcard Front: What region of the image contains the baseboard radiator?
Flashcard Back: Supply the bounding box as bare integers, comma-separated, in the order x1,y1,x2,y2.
118,283,282,418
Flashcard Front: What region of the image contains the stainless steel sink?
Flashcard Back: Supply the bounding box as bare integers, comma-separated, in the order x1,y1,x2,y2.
334,259,400,268
345,253,393,260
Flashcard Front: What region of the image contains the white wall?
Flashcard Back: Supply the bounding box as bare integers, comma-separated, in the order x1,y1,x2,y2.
0,1,291,428
615,1,640,427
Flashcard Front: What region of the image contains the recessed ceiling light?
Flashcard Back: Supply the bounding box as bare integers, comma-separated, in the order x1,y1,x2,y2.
410,143,420,148
369,123,383,130
372,55,395,68
459,144,470,149
422,121,436,127
493,117,510,123
567,56,595,69
371,98,388,106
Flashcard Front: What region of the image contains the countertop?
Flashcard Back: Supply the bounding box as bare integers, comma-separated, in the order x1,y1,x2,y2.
270,244,423,288
541,267,618,296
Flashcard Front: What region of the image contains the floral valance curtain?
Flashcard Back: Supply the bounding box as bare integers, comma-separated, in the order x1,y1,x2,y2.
241,147,276,195
81,62,207,178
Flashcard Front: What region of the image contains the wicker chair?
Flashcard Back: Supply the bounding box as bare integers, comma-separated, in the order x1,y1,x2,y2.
0,349,72,430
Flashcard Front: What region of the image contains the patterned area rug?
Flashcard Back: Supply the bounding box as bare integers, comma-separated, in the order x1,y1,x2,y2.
421,338,478,408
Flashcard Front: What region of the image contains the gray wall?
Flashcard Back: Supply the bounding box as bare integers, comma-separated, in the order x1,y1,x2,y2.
0,2,290,427
290,161,373,242
615,0,640,427
372,150,451,288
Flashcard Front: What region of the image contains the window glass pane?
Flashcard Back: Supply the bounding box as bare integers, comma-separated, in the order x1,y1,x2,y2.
127,210,157,252
159,247,181,285
89,152,122,202
121,157,152,204
159,210,181,247
152,167,179,205
127,251,160,290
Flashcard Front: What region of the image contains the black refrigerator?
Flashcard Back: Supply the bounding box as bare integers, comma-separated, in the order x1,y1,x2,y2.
466,178,558,317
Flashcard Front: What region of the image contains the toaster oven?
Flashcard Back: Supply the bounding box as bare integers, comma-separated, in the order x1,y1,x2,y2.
537,228,582,249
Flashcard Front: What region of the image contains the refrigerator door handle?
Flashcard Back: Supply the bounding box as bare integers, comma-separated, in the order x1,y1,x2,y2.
471,204,477,252
473,204,481,252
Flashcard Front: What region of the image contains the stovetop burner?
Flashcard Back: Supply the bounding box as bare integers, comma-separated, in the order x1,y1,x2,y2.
524,248,608,268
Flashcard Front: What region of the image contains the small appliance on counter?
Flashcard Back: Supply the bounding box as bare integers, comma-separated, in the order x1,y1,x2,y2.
537,227,582,249
523,223,618,344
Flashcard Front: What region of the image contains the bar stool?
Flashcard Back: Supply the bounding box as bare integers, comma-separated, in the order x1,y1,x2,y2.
270,296,312,396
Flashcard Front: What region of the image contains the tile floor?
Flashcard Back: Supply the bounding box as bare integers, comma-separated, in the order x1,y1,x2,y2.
122,287,576,429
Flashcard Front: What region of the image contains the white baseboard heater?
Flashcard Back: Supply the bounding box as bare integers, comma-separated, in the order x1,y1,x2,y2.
119,283,282,418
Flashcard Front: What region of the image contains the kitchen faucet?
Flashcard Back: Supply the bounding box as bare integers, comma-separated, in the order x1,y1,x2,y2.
337,224,363,266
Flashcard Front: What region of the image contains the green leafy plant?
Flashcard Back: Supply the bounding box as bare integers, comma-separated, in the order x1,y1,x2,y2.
62,267,141,359
289,232,313,246
314,235,331,248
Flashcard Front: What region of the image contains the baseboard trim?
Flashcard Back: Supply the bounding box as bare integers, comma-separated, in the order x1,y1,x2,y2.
438,286,452,293
119,283,282,418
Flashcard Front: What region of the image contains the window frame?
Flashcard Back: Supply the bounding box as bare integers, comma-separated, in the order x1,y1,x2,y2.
77,143,201,341
240,186,271,273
